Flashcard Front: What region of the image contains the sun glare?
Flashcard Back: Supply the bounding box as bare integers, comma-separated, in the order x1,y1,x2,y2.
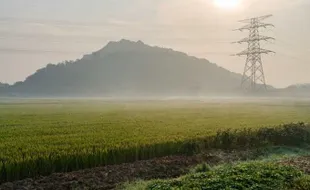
213,0,241,9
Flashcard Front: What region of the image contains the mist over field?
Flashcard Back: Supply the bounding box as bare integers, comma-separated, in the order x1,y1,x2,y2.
0,0,310,189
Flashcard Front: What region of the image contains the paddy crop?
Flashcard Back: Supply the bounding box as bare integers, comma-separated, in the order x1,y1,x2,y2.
0,98,309,182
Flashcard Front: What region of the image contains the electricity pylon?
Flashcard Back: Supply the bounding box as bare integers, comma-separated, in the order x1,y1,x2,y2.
233,14,275,92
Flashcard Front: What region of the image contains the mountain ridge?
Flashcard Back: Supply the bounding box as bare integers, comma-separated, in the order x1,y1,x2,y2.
0,82,8,88
1,39,306,97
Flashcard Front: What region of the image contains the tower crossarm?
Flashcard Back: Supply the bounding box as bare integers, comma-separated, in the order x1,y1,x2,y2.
234,23,274,31
238,14,273,23
233,36,275,44
234,48,275,56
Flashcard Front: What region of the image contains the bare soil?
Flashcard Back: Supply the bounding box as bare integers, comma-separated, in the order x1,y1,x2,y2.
0,149,266,190
0,153,224,190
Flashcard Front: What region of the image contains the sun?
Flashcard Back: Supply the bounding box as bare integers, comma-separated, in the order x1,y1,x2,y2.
213,0,241,9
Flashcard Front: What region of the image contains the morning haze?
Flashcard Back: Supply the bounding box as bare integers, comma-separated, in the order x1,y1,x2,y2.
0,0,309,88
2,1,310,189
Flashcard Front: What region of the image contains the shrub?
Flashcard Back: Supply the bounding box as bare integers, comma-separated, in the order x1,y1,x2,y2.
146,161,303,190
290,175,310,190
192,163,211,173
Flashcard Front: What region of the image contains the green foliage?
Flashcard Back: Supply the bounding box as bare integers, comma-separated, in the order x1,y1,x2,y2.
119,180,150,190
1,100,310,182
145,161,303,190
290,176,310,190
192,163,211,173
207,122,310,150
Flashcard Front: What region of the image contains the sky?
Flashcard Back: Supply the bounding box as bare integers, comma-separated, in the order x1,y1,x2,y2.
0,0,309,88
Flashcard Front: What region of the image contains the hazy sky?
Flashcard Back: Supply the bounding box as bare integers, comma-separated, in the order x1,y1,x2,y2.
0,0,309,88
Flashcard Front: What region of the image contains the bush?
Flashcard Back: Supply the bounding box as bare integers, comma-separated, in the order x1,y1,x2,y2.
290,175,310,190
146,161,303,190
192,163,211,173
206,123,310,150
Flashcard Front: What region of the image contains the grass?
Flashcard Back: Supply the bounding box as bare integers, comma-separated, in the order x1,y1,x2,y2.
122,146,310,190
0,98,310,182
124,161,310,190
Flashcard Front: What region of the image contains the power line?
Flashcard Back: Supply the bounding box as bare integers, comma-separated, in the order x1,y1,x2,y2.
0,48,85,55
276,52,307,62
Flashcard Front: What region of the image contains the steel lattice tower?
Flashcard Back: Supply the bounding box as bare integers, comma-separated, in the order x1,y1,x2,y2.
233,15,275,92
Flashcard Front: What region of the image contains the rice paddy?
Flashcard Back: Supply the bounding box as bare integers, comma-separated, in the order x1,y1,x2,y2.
0,98,310,182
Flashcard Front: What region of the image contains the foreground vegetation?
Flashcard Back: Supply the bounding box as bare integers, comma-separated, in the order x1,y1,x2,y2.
0,99,310,182
125,161,310,190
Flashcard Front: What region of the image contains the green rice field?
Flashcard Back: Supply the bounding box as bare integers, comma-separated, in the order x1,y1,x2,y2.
0,98,310,181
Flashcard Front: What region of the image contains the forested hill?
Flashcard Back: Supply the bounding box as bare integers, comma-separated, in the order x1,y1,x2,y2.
1,39,243,97
286,84,310,90
282,84,310,96
0,83,8,88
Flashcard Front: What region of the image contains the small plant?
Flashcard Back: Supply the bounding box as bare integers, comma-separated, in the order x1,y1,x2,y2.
192,163,211,173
